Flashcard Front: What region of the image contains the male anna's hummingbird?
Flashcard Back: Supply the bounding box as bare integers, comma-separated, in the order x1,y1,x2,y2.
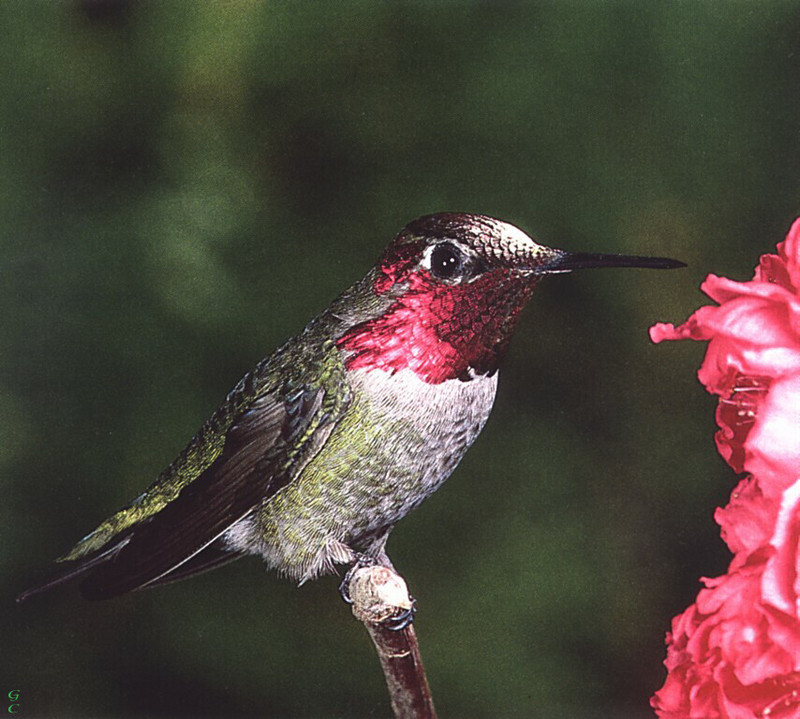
19,213,683,604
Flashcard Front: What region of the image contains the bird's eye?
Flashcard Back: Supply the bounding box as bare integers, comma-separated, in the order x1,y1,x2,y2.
429,243,463,280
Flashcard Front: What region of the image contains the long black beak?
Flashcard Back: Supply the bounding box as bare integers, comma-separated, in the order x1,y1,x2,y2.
535,250,686,274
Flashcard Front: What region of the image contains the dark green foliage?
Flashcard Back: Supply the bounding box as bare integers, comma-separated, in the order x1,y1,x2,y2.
4,2,800,716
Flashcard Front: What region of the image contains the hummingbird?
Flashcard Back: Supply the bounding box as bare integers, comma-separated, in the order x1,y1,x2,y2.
18,213,683,605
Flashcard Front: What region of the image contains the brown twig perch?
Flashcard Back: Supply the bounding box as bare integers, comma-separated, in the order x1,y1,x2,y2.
348,565,438,719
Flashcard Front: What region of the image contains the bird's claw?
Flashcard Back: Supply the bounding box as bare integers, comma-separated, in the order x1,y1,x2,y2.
338,570,354,604
381,598,416,631
339,553,376,604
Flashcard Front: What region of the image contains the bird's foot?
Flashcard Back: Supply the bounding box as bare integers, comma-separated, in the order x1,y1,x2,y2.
343,561,415,630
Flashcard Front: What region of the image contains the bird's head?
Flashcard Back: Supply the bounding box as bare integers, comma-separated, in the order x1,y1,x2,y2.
337,213,683,383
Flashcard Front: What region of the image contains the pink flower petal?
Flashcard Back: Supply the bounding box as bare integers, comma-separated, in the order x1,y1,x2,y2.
745,376,800,496
715,477,777,555
763,478,800,617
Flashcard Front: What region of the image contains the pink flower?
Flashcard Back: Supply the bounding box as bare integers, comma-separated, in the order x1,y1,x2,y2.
649,220,800,718
653,552,800,718
650,220,800,486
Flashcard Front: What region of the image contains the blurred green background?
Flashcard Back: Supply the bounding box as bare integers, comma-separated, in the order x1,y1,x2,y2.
3,2,799,717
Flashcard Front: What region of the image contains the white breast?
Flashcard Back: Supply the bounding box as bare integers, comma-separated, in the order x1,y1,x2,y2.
347,366,498,504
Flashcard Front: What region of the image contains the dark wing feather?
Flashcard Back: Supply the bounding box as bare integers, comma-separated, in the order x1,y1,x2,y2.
18,382,339,603
129,539,242,590
79,389,326,600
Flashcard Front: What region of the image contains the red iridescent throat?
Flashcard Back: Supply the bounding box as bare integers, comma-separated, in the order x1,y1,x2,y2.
336,245,536,384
